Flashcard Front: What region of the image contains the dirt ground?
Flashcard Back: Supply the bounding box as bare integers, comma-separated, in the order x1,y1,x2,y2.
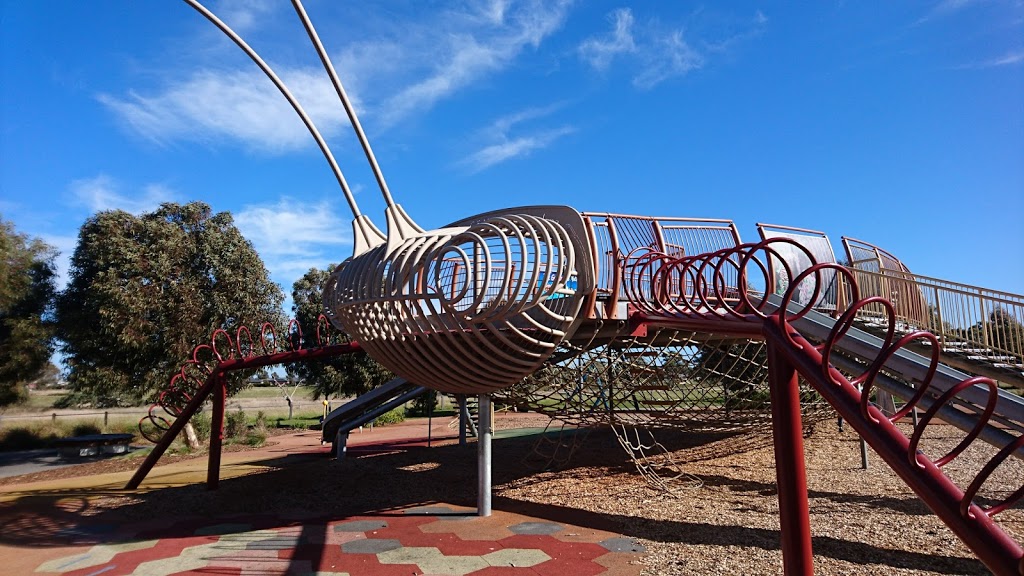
2,416,1021,575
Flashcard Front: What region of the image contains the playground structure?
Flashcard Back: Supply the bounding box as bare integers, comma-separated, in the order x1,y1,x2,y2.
128,2,1024,574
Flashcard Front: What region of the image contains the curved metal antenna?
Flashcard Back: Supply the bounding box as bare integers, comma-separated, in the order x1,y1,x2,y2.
290,0,424,243
181,0,385,254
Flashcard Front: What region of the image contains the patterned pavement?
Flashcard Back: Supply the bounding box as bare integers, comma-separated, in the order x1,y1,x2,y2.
24,504,644,575
1,422,646,575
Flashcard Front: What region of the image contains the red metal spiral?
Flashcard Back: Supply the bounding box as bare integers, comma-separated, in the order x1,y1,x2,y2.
618,237,1024,575
138,315,340,442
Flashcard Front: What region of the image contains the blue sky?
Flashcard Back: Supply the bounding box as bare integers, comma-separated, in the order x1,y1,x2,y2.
2,0,1022,308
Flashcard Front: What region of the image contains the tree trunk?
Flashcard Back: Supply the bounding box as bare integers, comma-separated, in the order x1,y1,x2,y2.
183,422,201,451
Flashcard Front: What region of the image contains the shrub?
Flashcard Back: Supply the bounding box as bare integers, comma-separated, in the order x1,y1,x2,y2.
255,410,268,433
71,423,102,436
373,407,406,426
225,409,247,439
244,430,267,447
407,390,437,417
190,412,212,442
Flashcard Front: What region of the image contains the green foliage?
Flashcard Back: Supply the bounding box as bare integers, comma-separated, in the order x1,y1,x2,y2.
70,423,102,436
243,430,267,446
225,409,247,439
0,218,57,407
372,407,406,426
0,426,58,451
0,418,140,451
254,410,268,433
287,265,393,399
55,202,284,407
190,412,212,442
407,389,438,417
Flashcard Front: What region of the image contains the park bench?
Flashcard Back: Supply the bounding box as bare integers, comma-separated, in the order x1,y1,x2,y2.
55,433,134,458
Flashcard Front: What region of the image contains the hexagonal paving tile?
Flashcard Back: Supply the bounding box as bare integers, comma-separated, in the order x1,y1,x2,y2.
377,546,489,575
341,538,403,554
483,548,551,568
334,519,389,532
599,537,646,553
508,521,563,535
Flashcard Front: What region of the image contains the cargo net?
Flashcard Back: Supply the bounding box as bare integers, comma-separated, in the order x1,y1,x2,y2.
497,327,834,487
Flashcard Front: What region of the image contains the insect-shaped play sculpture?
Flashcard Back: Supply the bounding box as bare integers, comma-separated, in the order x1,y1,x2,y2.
186,0,593,395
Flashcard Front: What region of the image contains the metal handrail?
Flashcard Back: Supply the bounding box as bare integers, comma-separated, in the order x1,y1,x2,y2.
846,267,1024,363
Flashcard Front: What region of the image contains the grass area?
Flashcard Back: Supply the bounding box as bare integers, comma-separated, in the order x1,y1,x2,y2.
232,385,318,401
0,418,142,452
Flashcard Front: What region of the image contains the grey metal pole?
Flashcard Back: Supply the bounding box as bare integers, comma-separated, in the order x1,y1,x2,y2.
477,394,492,517
458,395,468,446
335,429,348,461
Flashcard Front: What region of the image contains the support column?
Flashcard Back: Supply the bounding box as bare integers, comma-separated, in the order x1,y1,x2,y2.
335,429,349,461
458,395,468,446
767,339,813,576
207,372,227,490
477,394,492,517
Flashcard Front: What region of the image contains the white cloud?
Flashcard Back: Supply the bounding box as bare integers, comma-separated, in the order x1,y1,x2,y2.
969,49,1024,68
234,198,351,287
377,1,573,126
459,104,574,172
216,0,276,33
915,0,977,25
632,30,704,90
578,8,765,89
99,68,345,153
578,8,637,70
103,0,573,151
68,174,180,215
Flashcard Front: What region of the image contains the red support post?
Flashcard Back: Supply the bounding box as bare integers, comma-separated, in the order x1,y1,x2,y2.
766,328,814,576
207,372,227,490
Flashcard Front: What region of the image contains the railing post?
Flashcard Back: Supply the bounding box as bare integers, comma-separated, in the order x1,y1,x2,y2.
766,334,814,576
978,289,989,348
207,372,227,490
932,286,944,348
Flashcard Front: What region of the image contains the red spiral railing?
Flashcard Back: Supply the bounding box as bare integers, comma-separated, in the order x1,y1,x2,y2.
128,315,360,490
620,238,1024,576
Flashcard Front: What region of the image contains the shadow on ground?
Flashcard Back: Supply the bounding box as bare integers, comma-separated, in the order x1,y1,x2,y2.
0,428,990,575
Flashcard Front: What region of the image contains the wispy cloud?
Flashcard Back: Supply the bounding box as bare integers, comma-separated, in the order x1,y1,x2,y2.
376,1,573,126
578,8,764,89
68,174,180,214
459,104,575,173
578,8,636,70
957,48,1024,68
914,0,978,26
234,198,351,287
633,30,705,90
99,68,344,153
102,0,573,152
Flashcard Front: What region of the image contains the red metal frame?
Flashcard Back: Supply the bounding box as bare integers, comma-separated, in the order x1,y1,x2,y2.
126,315,362,490
619,238,1024,575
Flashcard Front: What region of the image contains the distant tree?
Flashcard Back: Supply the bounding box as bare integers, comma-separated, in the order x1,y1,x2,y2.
0,218,57,407
964,307,1024,354
287,265,392,400
56,202,284,407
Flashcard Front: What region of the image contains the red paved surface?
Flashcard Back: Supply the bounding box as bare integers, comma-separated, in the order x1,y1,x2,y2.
0,416,645,575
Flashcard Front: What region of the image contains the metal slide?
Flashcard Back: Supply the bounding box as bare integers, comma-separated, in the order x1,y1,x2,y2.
769,294,1024,452
320,377,428,452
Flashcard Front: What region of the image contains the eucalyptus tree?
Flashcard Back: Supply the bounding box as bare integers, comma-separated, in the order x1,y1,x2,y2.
0,218,57,406
288,265,392,400
56,202,284,406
